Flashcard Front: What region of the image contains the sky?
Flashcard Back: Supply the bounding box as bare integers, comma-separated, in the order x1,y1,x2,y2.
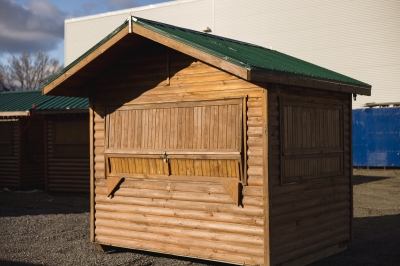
0,0,173,65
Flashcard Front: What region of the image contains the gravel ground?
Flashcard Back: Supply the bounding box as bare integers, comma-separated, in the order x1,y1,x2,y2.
1,169,399,266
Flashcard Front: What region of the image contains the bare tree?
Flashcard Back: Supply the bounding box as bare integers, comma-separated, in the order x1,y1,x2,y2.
0,51,62,91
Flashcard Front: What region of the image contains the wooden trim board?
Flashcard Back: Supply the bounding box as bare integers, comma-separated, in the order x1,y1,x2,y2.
0,111,30,117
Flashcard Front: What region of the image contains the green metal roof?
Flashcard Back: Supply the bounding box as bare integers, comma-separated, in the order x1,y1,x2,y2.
40,17,371,91
0,90,89,114
135,18,370,88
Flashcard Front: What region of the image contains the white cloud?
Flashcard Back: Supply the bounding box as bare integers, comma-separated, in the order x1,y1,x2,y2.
0,0,67,53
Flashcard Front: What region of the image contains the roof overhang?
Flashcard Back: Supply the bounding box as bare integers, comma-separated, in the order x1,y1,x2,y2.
42,19,371,97
33,109,89,115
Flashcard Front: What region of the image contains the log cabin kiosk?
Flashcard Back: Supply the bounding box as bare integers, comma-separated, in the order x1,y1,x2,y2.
0,90,89,192
40,17,371,266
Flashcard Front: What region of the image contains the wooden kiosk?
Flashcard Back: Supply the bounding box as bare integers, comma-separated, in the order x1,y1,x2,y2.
41,17,371,265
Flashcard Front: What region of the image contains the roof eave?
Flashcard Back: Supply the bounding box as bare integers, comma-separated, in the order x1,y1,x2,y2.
33,109,89,115
0,111,30,117
41,24,130,97
249,69,371,96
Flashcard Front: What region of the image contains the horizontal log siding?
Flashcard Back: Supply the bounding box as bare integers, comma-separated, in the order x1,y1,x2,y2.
46,118,90,192
20,119,45,188
0,121,19,188
268,86,351,265
93,46,265,265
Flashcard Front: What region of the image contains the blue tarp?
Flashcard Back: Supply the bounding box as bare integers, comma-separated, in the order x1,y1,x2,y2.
353,107,400,167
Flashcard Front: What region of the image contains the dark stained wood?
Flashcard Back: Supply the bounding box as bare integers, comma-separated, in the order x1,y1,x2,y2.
46,116,90,192
268,85,351,265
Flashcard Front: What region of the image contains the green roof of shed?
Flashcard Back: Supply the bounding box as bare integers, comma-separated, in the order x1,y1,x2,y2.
41,17,371,96
0,90,88,115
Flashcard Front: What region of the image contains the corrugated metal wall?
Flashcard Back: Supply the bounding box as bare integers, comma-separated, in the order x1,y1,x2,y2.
65,0,400,109
353,107,400,167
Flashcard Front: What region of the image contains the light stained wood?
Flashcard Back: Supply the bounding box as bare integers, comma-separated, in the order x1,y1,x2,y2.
96,235,264,266
107,176,124,197
96,218,263,246
95,209,263,236
220,180,241,205
96,226,263,257
106,99,243,152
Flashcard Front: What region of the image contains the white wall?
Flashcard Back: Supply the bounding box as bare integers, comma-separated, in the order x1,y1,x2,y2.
65,0,400,109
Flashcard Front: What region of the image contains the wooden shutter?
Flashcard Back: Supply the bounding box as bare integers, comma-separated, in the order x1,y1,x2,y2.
280,99,344,184
105,99,244,183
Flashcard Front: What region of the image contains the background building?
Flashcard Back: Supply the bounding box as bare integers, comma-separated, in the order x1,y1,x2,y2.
64,0,399,109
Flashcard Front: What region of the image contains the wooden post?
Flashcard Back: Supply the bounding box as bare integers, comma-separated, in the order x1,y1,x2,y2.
262,87,270,266
242,96,248,185
90,87,95,242
349,94,354,240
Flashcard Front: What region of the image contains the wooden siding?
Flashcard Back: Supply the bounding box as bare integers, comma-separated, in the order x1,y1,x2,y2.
19,118,45,188
0,121,19,188
92,45,266,265
268,86,351,265
46,117,90,192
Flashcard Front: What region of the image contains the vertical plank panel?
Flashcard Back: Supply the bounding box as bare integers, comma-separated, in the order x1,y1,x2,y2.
155,109,162,149
108,112,115,149
218,105,227,149
210,105,218,149
150,109,157,149
202,106,210,149
230,105,238,150
177,108,184,149
164,108,170,149
194,159,202,176
173,107,179,149
127,110,133,149
196,106,202,149
226,105,233,149
186,106,194,149
142,109,148,149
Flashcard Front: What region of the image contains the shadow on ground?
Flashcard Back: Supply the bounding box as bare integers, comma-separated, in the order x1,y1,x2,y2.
101,246,235,266
311,214,400,265
353,174,392,185
0,191,89,217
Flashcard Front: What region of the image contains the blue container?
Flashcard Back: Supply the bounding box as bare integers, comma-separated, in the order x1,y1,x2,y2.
353,107,400,167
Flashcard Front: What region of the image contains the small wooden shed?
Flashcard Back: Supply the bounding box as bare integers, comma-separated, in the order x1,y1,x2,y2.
0,91,45,188
35,94,90,192
41,17,371,266
0,91,89,192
